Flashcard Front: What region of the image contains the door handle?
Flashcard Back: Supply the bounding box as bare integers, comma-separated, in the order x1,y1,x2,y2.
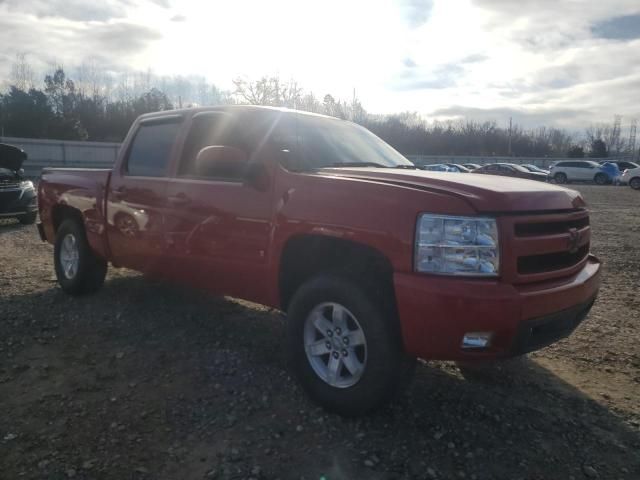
168,193,191,206
112,186,127,199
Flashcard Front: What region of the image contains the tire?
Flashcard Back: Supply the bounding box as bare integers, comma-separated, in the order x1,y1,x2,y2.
54,219,108,295
287,274,415,416
17,211,37,225
630,177,640,190
554,172,567,184
594,173,608,185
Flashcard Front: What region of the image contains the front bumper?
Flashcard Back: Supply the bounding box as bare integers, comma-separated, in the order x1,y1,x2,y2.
0,187,37,218
393,254,601,360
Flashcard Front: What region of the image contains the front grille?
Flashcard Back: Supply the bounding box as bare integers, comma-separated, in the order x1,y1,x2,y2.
515,216,589,236
0,190,20,203
518,244,589,275
0,182,21,189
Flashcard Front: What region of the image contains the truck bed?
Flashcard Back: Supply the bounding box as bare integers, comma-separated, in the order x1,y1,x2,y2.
38,167,112,258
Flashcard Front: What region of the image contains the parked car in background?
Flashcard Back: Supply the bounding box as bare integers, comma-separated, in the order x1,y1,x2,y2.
621,166,640,189
462,163,481,170
0,143,38,224
419,163,457,172
472,163,548,181
549,160,605,184
599,162,622,185
598,160,639,172
443,163,471,173
37,105,601,415
521,164,550,175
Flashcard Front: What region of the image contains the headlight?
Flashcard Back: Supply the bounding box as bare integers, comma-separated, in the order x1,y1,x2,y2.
415,214,499,276
20,180,34,190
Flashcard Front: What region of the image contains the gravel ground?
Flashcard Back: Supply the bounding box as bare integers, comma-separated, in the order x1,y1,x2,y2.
1,185,639,480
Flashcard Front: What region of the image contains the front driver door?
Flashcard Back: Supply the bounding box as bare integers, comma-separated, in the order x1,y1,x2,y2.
162,110,283,304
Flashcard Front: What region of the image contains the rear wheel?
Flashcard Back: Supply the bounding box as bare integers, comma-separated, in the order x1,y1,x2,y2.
594,173,608,185
287,274,415,416
554,172,567,184
630,177,640,190
54,219,107,295
17,211,37,225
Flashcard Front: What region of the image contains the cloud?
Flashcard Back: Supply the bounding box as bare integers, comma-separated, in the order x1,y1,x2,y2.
591,14,640,40
170,13,186,22
0,0,128,21
393,63,464,90
403,57,417,68
0,11,162,76
396,0,434,28
460,54,488,64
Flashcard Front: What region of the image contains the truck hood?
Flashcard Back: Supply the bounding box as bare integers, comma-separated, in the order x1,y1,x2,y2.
318,167,585,213
0,143,27,172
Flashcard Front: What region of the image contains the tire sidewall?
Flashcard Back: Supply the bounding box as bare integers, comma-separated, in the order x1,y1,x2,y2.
288,275,404,415
554,173,567,184
630,177,640,190
54,219,105,295
594,173,607,185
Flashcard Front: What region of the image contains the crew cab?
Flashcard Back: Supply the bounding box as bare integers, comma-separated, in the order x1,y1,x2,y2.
37,106,601,415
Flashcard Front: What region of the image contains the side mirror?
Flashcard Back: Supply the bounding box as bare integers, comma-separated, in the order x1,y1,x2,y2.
195,146,249,179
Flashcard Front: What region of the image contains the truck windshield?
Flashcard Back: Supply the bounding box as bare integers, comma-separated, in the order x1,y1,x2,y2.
296,115,414,170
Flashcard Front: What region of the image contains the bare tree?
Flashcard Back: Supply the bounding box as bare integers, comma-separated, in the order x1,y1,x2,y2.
9,53,36,91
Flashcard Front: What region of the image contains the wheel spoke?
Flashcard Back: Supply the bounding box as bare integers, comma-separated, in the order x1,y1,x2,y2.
343,351,363,376
311,311,334,335
345,329,365,347
332,305,348,330
326,355,342,385
306,339,329,357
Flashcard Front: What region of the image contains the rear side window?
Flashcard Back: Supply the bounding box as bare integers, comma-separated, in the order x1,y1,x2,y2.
126,121,181,177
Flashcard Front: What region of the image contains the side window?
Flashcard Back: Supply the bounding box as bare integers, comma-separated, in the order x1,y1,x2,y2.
487,165,499,172
126,121,181,177
178,114,249,180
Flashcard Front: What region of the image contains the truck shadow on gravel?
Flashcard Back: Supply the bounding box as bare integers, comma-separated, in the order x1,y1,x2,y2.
1,274,639,480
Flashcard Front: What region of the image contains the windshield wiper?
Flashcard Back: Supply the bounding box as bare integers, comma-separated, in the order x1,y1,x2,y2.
392,165,418,169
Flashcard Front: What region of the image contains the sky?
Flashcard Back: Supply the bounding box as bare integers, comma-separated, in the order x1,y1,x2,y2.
1,0,639,129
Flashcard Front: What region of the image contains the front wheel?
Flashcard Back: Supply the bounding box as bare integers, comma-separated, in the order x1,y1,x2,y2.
287,275,415,416
54,219,108,295
554,172,567,184
594,173,608,185
630,177,640,190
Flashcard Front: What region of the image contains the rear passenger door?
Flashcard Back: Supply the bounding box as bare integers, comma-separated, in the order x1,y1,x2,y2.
107,116,183,272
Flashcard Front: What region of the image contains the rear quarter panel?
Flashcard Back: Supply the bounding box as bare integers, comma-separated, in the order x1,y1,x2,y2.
38,168,111,259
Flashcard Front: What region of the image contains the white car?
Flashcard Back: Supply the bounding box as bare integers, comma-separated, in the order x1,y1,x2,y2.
621,166,640,190
549,160,607,184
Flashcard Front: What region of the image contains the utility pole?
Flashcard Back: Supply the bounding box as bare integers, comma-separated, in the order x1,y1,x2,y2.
508,117,512,157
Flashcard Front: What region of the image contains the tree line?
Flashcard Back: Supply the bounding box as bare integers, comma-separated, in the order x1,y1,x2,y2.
0,56,635,158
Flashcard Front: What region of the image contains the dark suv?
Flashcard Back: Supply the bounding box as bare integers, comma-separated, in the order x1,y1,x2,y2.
0,143,37,224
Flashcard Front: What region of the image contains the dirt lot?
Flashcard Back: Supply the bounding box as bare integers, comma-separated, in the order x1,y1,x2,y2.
1,185,639,480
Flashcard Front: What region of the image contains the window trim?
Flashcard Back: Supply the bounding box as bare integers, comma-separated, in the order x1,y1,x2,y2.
175,112,252,183
123,118,183,178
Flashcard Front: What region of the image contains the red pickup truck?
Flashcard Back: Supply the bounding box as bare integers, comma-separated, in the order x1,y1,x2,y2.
37,106,601,415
